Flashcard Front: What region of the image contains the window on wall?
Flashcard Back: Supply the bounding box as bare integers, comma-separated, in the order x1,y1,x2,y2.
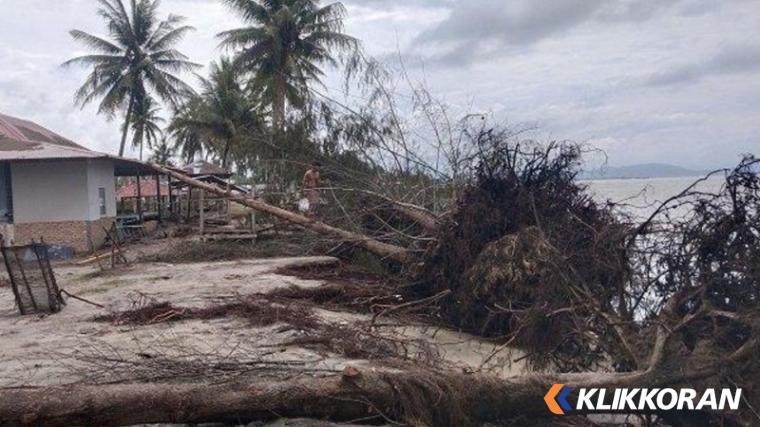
98,187,107,216
0,163,12,223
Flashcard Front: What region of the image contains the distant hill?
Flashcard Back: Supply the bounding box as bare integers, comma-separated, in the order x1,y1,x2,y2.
578,163,707,180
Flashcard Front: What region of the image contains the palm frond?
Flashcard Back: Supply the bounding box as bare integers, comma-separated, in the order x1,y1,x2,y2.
67,0,196,152
68,30,125,54
147,24,196,52
61,54,125,69
217,0,361,123
220,0,270,24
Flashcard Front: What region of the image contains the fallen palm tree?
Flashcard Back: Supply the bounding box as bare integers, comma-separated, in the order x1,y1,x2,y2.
0,362,750,427
148,162,413,263
147,138,759,426
5,129,757,426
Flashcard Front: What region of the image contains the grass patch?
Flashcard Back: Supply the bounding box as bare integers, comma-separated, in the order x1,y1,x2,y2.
84,278,130,294
139,235,403,277
77,269,110,281
94,296,318,330
271,262,403,313
276,261,392,286
139,238,318,264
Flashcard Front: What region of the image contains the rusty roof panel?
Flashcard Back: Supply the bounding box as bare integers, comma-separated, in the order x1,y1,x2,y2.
0,112,161,178
181,160,231,177
0,137,104,161
0,113,87,149
0,112,106,161
116,180,172,199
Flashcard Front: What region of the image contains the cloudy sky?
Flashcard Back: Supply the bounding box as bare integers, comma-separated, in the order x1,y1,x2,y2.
1,0,759,169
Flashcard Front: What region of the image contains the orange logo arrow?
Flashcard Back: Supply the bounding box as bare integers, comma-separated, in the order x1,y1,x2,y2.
545,383,565,415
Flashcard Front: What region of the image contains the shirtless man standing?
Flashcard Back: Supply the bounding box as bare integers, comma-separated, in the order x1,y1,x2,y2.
302,162,322,218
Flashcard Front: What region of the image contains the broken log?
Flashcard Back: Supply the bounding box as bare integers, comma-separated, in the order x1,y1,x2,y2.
146,163,412,263
0,368,670,427
333,187,441,235
75,251,118,266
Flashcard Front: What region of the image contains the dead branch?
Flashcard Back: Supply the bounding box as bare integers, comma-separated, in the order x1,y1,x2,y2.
59,289,105,309
370,290,451,326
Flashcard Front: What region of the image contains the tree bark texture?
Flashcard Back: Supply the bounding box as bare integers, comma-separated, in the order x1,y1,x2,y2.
0,369,657,427
118,93,136,158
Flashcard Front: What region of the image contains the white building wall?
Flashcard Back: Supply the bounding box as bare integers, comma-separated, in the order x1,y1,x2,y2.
85,159,116,220
10,160,90,223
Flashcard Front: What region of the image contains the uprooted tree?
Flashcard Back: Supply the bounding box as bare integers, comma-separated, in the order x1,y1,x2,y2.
2,126,759,426
412,138,760,426
196,136,760,426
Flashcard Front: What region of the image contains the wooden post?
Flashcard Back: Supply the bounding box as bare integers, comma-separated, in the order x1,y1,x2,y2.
226,180,231,225
156,174,162,224
199,189,205,235
189,187,194,223
181,188,187,222
250,188,256,231
136,174,143,222
167,176,174,221
185,187,192,223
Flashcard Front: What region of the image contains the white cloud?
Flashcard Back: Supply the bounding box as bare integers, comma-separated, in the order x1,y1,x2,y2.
0,0,758,169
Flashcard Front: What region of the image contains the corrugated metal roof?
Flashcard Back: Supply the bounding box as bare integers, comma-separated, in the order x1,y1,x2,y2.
180,160,231,177
116,180,173,199
0,113,88,149
0,113,179,178
0,139,159,177
0,138,107,161
0,112,108,161
170,174,249,194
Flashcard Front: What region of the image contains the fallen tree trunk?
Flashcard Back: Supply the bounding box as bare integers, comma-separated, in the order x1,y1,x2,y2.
337,187,442,235
388,202,440,236
147,163,412,263
0,368,667,427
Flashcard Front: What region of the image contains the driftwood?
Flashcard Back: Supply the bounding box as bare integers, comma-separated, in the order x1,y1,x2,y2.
0,367,706,427
147,163,411,263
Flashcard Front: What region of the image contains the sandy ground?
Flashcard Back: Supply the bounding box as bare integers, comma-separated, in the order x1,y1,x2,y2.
0,240,525,391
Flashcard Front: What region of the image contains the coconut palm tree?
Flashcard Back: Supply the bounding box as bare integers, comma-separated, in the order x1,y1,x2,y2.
169,58,262,168
168,102,207,164
129,95,164,160
64,0,199,157
148,136,177,166
217,0,360,129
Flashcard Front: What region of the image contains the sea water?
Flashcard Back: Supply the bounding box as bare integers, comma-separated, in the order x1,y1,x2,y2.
582,175,725,221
